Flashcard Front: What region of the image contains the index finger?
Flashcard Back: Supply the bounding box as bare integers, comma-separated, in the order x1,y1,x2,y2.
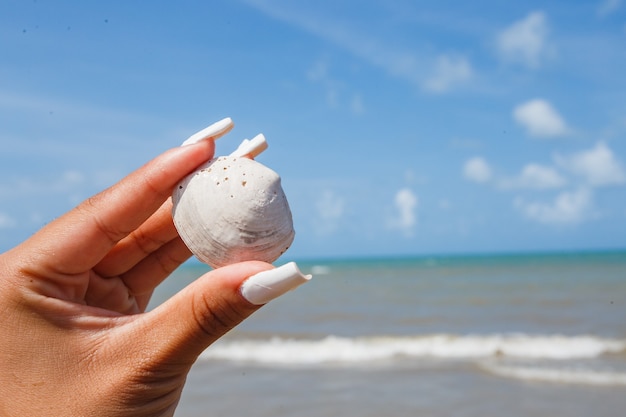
22,140,215,276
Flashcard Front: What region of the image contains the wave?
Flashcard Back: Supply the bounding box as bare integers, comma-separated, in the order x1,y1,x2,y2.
201,334,626,365
310,265,331,275
483,364,626,386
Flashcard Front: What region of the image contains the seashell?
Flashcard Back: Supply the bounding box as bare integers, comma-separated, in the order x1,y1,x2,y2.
172,153,295,269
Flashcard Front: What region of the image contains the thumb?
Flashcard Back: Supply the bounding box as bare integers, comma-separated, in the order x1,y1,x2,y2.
136,261,311,365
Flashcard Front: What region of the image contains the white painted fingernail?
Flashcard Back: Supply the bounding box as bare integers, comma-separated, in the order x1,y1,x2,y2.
229,134,268,158
241,262,312,305
181,117,234,146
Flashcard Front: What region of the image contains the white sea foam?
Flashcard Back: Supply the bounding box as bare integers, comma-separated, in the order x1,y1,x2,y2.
201,334,625,365
483,364,626,386
310,265,331,275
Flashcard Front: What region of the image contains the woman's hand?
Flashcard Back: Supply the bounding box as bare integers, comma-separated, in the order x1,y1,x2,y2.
0,137,276,417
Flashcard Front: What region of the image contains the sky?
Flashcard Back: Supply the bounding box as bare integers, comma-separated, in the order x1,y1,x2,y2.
1,0,626,261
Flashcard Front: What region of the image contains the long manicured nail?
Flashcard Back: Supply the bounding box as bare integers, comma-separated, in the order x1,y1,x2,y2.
240,262,312,305
181,117,234,146
229,133,268,158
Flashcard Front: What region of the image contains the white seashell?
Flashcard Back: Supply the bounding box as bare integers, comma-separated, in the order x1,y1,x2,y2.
172,156,295,268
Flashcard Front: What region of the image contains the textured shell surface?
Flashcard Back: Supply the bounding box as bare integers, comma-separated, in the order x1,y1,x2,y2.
172,156,295,268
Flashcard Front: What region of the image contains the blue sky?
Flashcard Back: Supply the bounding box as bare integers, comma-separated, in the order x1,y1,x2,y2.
1,0,625,260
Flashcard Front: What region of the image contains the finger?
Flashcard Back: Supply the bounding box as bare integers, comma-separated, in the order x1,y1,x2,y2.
130,261,271,365
128,261,311,365
93,198,178,278
22,140,214,276
122,236,193,311
84,237,192,313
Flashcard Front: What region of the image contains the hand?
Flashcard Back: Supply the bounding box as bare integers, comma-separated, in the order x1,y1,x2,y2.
0,138,276,416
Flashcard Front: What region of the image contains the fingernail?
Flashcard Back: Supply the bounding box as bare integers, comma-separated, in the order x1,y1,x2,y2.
241,262,312,305
229,133,268,158
181,117,234,146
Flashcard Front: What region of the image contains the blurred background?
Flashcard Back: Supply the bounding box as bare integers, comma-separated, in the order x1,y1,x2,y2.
1,0,625,259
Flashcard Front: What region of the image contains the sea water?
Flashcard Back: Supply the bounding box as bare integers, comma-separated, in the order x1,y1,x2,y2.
148,251,626,417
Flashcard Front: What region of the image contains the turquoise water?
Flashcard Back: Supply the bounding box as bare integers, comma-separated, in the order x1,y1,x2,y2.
149,251,626,417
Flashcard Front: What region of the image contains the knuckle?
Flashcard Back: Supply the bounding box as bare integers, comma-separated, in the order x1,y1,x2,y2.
190,294,247,342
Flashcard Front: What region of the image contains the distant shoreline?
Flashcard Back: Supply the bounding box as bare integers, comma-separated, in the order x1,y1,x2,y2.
180,248,626,269
297,247,626,261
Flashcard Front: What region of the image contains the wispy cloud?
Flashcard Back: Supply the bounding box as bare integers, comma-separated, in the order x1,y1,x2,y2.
513,99,570,138
0,89,148,126
0,212,16,229
313,189,345,236
597,0,622,17
307,58,340,109
0,170,94,236
0,170,87,199
350,94,365,114
307,58,365,114
245,0,471,93
496,11,551,69
423,54,473,93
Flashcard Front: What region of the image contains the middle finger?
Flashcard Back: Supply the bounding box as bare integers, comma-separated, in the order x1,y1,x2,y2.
94,199,179,278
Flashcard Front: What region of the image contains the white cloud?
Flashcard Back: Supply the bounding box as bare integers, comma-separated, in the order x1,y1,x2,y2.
388,188,418,237
496,11,550,69
515,187,594,224
513,99,570,138
313,190,344,236
555,141,626,186
598,0,622,16
499,163,567,189
423,55,473,93
463,157,492,183
0,212,16,229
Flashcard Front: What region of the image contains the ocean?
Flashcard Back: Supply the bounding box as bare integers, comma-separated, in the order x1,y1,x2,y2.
148,251,626,417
